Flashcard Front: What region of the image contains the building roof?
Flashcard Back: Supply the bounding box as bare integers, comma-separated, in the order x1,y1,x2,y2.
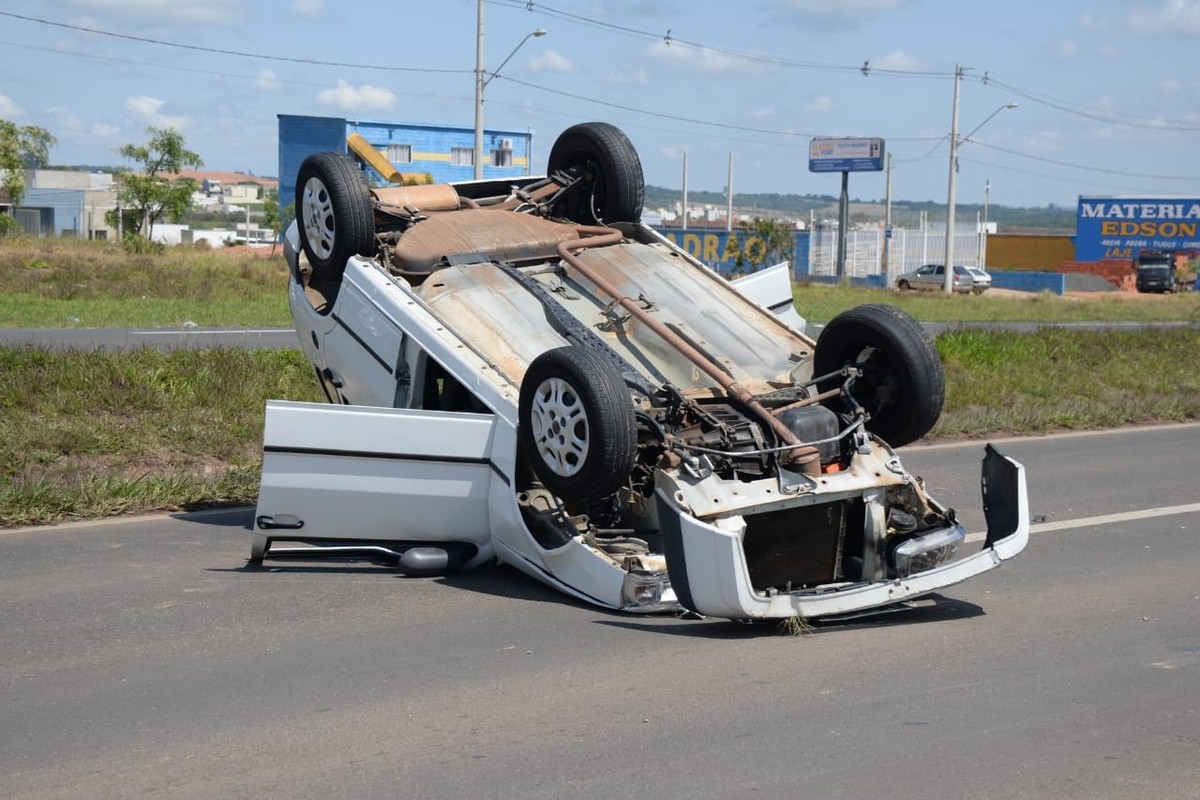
164,170,279,190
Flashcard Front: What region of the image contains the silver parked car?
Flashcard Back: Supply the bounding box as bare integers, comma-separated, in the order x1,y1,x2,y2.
896,264,991,294
253,122,1029,622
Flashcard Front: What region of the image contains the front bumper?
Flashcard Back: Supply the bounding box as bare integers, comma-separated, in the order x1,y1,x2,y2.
658,445,1029,620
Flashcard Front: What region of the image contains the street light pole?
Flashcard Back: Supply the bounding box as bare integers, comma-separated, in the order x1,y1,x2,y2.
942,66,1016,294
473,6,546,180
474,0,485,180
942,65,963,294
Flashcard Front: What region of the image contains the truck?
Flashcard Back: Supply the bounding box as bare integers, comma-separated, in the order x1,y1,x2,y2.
1134,249,1178,293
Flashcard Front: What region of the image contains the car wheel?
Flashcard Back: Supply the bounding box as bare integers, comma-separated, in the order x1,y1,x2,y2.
813,304,945,447
518,346,637,502
295,152,375,282
547,122,644,224
897,280,911,291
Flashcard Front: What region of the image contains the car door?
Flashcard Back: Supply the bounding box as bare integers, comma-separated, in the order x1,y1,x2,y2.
255,399,500,554
917,264,942,290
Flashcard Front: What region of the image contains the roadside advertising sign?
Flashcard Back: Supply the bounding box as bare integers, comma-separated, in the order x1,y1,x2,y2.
808,138,885,172
1075,197,1200,260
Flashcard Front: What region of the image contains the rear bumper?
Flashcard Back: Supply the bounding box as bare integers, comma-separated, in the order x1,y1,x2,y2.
659,445,1029,620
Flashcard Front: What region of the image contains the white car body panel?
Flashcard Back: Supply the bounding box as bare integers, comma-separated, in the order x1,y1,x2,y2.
257,148,1029,622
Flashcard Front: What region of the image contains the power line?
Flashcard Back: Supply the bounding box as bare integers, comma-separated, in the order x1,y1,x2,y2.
492,0,951,77
971,74,1200,132
972,140,1200,181
0,10,471,75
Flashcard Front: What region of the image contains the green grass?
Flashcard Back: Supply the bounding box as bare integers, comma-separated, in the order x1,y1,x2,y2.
0,237,293,327
935,327,1200,437
4,238,1200,328
0,347,324,526
795,283,1200,324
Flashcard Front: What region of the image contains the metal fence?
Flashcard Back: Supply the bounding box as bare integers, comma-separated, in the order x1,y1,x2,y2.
808,225,989,281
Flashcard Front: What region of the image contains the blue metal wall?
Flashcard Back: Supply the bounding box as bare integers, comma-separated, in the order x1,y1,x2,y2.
346,120,530,185
278,114,532,207
651,227,812,276
278,115,352,211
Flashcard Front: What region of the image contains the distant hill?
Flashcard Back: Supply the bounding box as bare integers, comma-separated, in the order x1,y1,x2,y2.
645,185,1077,232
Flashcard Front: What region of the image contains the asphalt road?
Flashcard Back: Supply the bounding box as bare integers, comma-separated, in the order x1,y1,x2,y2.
2,425,1199,799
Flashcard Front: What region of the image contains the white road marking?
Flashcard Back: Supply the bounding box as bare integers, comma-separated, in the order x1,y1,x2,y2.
964,502,1200,544
906,421,1200,452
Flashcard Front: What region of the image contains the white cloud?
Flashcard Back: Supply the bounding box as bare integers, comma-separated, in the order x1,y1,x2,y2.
871,51,928,73
1129,0,1200,35
256,70,282,93
0,92,24,118
91,122,120,138
316,79,396,113
291,0,325,18
45,106,85,133
1054,39,1080,59
646,41,764,74
61,0,240,25
661,145,686,160
1160,78,1184,94
769,0,907,29
1079,11,1112,32
124,95,186,129
804,95,834,113
528,49,576,74
1099,43,1121,57
604,67,649,85
751,106,776,120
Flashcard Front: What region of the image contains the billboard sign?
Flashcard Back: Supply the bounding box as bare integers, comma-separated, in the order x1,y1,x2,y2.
1075,197,1200,261
808,138,885,172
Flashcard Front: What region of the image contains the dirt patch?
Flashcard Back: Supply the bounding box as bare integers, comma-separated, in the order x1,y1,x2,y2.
207,244,281,258
1063,289,1173,301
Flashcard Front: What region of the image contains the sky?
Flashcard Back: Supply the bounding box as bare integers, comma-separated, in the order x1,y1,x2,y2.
2,0,1198,209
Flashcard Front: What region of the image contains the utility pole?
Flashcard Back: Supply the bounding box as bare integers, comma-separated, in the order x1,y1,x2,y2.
882,151,893,276
942,64,962,294
473,0,485,180
681,150,688,228
982,178,991,270
725,152,733,233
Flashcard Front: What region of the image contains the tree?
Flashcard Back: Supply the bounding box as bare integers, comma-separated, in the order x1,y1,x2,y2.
729,217,795,274
112,126,203,242
262,190,295,255
0,119,56,207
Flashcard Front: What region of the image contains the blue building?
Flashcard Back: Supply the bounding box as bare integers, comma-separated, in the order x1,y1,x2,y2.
278,115,534,209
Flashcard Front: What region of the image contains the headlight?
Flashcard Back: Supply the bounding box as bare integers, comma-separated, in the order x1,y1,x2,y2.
620,572,677,613
892,526,965,578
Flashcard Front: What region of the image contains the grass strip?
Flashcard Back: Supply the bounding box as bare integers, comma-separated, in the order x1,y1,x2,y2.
3,328,1198,527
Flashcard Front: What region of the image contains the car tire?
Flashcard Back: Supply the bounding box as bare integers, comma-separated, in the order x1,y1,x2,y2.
813,304,945,447
897,280,911,291
547,122,644,224
518,346,637,502
295,152,375,282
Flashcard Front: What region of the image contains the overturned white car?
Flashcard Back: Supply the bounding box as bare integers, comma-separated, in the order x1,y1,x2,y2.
253,122,1029,621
